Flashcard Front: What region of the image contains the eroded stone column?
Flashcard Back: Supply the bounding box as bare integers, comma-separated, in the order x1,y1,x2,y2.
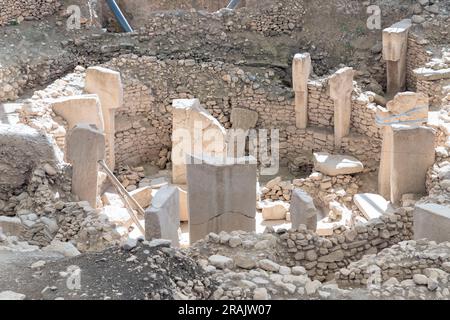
172,98,227,185
377,92,429,199
145,185,180,247
85,66,123,170
382,19,412,98
186,155,256,244
390,125,435,204
329,67,354,148
292,53,311,129
66,124,105,208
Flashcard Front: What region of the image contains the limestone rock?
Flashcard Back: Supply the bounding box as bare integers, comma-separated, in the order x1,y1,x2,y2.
313,152,363,176
260,200,289,221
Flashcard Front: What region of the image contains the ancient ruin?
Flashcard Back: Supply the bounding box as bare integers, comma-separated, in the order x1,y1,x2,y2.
0,0,450,303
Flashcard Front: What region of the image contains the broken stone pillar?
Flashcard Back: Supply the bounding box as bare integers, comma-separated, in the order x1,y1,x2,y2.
145,185,180,247
186,154,256,244
382,19,412,98
290,189,318,231
414,203,450,243
172,98,227,184
51,95,104,131
390,125,435,204
377,92,430,199
292,53,312,129
84,66,123,170
66,124,105,208
329,67,354,147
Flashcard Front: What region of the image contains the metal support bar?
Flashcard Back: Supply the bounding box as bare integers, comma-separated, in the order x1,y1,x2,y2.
98,160,145,235
105,0,134,32
227,0,241,9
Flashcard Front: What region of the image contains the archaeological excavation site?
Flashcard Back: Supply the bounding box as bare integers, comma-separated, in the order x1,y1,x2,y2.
0,0,450,303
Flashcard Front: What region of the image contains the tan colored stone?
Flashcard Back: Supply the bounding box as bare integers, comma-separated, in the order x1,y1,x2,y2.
292,53,312,129
171,98,227,184
85,66,123,170
382,19,412,97
329,67,354,147
66,124,105,208
51,95,104,131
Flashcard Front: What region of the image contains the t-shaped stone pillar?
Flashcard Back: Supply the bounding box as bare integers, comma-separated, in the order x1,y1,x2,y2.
85,66,123,171
292,53,312,129
377,92,431,203
382,19,412,98
66,124,105,208
171,98,227,185
329,67,354,148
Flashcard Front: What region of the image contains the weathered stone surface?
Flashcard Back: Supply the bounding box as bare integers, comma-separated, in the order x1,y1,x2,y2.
385,92,429,123
66,124,105,208
0,124,61,195
129,186,153,209
378,92,430,199
260,200,289,220
382,19,412,97
230,108,258,130
390,125,435,204
353,193,394,220
187,154,256,244
85,66,123,170
178,185,189,222
51,95,104,131
313,152,363,176
145,185,180,247
42,240,80,257
208,255,234,269
414,203,450,243
290,189,318,230
172,98,227,184
329,67,354,147
292,53,312,129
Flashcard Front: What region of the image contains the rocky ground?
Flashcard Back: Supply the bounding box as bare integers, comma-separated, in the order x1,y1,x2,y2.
1,229,449,300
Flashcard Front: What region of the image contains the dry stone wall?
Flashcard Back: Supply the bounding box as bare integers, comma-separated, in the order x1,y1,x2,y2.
276,207,413,282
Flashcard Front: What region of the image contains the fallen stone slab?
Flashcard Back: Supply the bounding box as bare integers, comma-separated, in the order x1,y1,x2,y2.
313,152,364,176
353,193,394,220
414,203,450,243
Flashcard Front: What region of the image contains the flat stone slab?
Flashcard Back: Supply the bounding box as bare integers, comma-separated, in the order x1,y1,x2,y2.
353,193,394,220
313,152,364,176
414,203,450,243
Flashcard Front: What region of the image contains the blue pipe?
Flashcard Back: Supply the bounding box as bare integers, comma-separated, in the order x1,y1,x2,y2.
106,0,133,32
227,0,241,9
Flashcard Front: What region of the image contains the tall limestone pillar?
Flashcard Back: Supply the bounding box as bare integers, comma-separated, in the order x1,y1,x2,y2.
382,19,412,98
85,66,123,171
329,67,354,148
292,53,312,129
377,92,432,203
66,124,105,208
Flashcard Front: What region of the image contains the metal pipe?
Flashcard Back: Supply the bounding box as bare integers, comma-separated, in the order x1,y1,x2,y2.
226,0,241,9
105,0,133,33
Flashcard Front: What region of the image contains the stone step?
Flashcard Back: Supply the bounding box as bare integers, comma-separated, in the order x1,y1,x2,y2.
353,193,394,220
